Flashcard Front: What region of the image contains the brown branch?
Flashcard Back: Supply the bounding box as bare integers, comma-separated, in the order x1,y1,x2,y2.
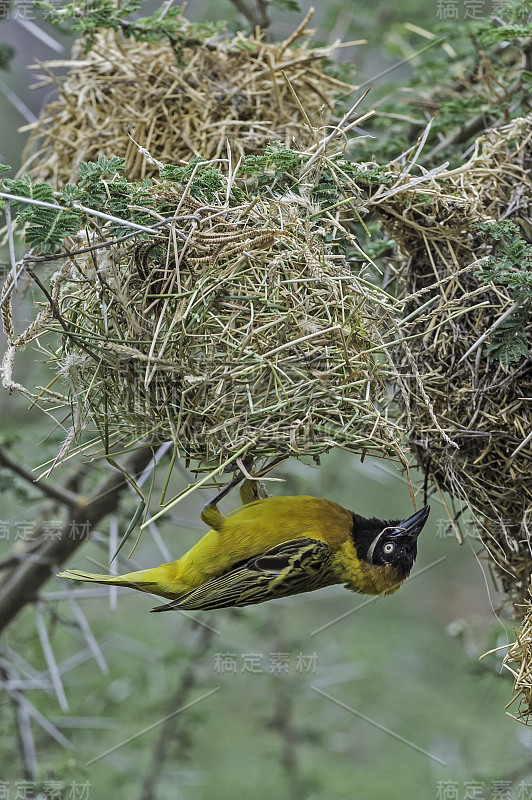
423,104,504,162
0,446,81,508
272,685,302,800
228,0,270,30
0,446,154,636
139,622,216,800
256,0,271,30
267,609,307,800
424,40,532,163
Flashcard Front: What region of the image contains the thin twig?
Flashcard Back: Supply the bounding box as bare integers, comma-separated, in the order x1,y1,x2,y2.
0,664,37,780
456,301,521,364
35,604,69,711
0,190,160,234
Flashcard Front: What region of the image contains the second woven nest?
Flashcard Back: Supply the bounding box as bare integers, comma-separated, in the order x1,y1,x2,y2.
21,14,356,187
377,116,532,609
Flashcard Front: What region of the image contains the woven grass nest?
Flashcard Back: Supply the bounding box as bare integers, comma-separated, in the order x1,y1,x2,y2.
2,154,408,481
376,116,532,609
372,116,532,720
502,589,532,723
20,10,357,187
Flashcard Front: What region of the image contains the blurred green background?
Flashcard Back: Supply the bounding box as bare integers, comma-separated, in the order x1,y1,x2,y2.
1,437,526,799
1,1,530,798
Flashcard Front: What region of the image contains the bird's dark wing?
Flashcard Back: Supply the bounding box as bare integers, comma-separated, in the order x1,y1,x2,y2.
150,538,335,612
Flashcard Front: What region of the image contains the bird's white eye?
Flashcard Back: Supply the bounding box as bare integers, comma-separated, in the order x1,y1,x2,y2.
383,542,395,555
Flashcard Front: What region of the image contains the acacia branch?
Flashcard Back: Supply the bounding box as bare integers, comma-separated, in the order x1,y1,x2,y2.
139,623,216,800
228,0,270,30
267,609,306,800
424,40,532,164
0,446,81,508
0,446,154,635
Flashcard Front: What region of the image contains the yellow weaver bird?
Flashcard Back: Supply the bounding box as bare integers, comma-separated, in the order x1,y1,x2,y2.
58,481,429,612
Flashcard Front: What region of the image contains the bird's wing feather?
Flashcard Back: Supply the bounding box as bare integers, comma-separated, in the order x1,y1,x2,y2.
151,537,334,611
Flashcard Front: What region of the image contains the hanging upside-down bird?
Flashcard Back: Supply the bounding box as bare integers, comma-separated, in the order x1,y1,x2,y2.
58,481,430,612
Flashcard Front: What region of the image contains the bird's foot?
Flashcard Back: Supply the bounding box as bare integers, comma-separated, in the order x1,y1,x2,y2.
200,473,245,529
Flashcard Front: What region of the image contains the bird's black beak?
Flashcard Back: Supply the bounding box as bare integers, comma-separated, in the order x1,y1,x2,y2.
396,506,430,539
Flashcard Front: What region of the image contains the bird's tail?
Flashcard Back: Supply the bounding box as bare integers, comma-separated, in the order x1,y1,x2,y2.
57,568,158,592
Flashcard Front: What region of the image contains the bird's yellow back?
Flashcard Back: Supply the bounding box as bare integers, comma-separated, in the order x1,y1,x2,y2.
163,495,353,594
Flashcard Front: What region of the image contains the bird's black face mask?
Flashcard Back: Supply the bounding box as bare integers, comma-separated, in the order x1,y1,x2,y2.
352,506,430,576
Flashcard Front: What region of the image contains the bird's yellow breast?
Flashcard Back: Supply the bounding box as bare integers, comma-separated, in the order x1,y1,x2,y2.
332,540,404,596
